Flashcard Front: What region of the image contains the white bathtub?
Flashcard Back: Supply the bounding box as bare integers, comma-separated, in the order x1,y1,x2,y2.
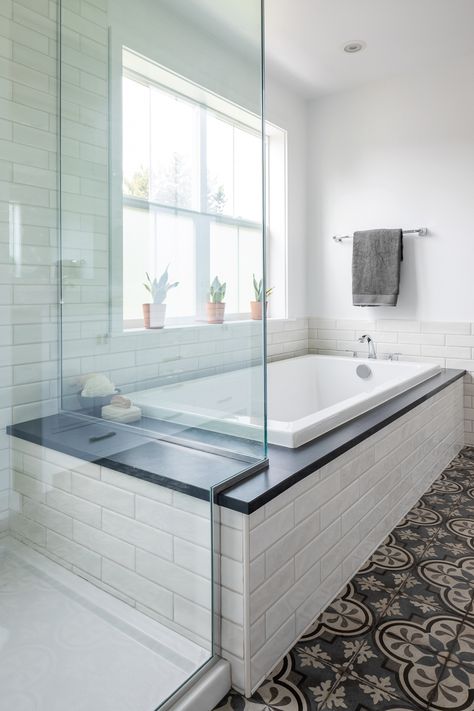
129,355,441,448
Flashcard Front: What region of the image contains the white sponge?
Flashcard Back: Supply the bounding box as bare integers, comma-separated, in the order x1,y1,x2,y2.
81,374,116,398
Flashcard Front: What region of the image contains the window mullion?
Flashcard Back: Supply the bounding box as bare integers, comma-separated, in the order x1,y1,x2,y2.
196,106,210,319
148,85,152,199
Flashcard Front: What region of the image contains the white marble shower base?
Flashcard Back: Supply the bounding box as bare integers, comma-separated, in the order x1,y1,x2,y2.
0,537,210,711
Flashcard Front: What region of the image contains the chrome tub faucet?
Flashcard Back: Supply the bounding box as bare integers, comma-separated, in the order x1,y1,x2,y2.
358,334,377,359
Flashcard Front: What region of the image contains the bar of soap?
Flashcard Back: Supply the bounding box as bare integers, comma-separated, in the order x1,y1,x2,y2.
101,404,142,423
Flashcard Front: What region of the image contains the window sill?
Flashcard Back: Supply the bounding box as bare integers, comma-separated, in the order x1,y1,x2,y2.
121,316,292,335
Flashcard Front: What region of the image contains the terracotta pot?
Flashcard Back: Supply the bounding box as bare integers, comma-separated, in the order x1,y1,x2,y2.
143,303,166,329
206,302,225,324
250,301,267,320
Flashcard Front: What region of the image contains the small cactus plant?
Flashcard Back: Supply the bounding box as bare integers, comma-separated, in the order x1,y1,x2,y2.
144,266,179,304
209,276,226,303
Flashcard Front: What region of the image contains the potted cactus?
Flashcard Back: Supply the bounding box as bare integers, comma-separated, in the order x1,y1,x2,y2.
207,276,226,324
250,274,274,320
142,266,179,329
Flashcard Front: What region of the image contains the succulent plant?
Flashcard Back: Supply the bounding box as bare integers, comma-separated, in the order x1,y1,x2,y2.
209,276,226,303
253,274,274,302
144,266,179,304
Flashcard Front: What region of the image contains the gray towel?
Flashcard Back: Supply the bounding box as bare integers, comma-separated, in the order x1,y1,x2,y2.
352,228,403,306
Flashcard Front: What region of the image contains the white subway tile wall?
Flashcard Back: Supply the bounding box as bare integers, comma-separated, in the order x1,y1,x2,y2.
10,436,216,650
0,0,58,534
308,318,474,445
60,318,308,411
224,380,463,695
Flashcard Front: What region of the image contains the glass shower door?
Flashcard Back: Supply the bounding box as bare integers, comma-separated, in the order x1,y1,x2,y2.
59,0,265,708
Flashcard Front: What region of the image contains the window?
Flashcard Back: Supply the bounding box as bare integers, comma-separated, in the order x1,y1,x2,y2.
122,51,286,327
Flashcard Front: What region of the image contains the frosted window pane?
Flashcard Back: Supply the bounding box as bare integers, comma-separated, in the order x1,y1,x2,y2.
210,224,262,314
238,227,262,312
210,223,238,313
123,207,195,320
154,211,195,318
123,207,154,320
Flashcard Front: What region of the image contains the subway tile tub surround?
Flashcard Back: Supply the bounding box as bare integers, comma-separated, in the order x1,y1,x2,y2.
8,436,218,652
59,318,308,419
216,377,464,694
216,445,474,711
308,318,474,446
7,370,464,695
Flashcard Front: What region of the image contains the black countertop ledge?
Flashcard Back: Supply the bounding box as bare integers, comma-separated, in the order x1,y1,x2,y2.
7,368,465,514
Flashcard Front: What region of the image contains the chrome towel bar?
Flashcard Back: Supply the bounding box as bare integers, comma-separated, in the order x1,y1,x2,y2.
332,228,428,243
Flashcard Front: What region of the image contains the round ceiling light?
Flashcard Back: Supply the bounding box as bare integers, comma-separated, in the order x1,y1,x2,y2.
343,41,366,54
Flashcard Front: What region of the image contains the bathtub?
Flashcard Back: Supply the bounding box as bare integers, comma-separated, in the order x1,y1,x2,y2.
129,354,441,448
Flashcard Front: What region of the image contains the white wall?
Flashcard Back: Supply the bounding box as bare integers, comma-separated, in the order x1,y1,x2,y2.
265,71,308,319
308,54,474,322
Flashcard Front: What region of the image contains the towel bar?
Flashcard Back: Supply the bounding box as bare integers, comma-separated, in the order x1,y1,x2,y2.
333,228,428,243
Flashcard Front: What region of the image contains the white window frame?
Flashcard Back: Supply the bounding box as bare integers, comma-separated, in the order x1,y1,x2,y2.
119,48,287,331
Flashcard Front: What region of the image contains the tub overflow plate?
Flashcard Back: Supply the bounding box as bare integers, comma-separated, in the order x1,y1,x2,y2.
356,364,372,379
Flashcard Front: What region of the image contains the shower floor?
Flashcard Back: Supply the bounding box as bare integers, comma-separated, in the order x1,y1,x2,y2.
0,537,209,711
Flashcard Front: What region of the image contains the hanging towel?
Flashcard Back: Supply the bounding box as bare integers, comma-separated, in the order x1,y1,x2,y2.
352,228,403,306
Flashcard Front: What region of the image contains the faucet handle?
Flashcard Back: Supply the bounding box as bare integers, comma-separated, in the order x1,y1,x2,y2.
343,349,357,357
386,352,402,361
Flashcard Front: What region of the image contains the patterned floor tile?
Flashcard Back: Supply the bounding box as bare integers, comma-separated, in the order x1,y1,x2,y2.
213,448,474,711
396,499,444,531
253,651,342,710
447,447,474,469
421,610,474,709
403,557,474,620
345,613,463,709
214,692,274,710
390,530,438,565
355,532,417,591
416,530,473,562
295,582,379,673
425,473,465,498
351,566,408,597
386,588,448,617
441,459,474,487
319,672,425,711
446,502,474,530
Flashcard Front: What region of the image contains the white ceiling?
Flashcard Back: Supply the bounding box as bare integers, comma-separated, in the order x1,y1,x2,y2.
265,0,474,97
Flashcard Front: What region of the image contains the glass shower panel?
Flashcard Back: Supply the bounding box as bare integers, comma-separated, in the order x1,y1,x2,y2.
60,0,266,463
60,0,264,708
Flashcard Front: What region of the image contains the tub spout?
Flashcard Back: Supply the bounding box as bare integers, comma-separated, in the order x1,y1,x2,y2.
358,334,377,359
